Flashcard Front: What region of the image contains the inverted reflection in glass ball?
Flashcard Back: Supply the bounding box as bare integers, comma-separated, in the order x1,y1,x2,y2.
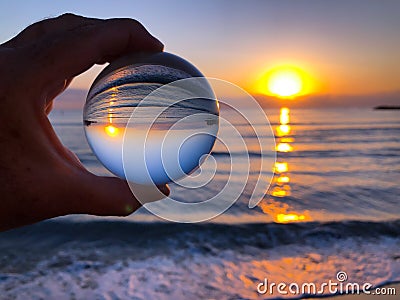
84,52,219,185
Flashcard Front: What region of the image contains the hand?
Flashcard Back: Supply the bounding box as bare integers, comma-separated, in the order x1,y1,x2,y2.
0,13,169,231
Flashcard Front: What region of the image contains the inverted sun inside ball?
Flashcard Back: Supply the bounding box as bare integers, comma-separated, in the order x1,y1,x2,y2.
84,52,219,185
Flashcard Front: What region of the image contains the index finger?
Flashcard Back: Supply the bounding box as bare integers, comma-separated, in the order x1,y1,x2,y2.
25,18,164,87
1,13,101,48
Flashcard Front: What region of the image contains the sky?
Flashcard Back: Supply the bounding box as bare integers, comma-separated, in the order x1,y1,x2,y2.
0,0,399,107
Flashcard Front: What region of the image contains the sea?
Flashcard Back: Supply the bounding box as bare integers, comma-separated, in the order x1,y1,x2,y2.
0,107,399,300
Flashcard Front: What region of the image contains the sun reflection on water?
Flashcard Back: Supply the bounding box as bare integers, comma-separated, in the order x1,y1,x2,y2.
260,107,312,223
275,142,293,153
273,108,294,199
276,124,291,136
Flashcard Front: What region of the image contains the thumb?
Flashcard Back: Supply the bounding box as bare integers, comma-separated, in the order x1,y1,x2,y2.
65,172,169,216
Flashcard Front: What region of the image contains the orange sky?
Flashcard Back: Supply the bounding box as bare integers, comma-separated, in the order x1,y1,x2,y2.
64,0,400,99
1,1,399,106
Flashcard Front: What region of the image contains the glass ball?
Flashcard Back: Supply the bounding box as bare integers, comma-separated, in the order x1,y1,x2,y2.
84,52,219,185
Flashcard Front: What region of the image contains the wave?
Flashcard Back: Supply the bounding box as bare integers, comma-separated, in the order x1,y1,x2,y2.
2,219,400,251
1,219,400,300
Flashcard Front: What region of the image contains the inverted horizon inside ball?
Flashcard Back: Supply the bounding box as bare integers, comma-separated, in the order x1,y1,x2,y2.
83,52,219,185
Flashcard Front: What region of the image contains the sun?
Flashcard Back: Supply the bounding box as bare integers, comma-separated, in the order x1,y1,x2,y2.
268,69,302,97
256,66,310,98
104,124,119,137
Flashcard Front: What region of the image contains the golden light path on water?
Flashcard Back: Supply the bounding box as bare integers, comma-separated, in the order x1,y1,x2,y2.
259,107,312,223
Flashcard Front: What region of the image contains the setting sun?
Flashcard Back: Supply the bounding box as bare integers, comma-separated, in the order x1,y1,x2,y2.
255,66,312,98
104,124,119,137
268,69,302,97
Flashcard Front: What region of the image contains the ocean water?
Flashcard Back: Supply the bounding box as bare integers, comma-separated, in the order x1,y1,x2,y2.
0,107,399,299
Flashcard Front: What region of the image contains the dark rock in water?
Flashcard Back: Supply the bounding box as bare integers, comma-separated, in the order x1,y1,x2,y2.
374,105,400,110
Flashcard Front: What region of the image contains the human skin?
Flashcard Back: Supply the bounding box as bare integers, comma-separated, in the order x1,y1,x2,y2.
0,13,169,231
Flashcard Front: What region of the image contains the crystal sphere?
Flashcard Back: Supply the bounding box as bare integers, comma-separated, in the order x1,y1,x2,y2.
84,52,219,185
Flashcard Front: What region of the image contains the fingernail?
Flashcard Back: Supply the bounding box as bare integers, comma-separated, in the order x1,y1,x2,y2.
157,184,170,196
